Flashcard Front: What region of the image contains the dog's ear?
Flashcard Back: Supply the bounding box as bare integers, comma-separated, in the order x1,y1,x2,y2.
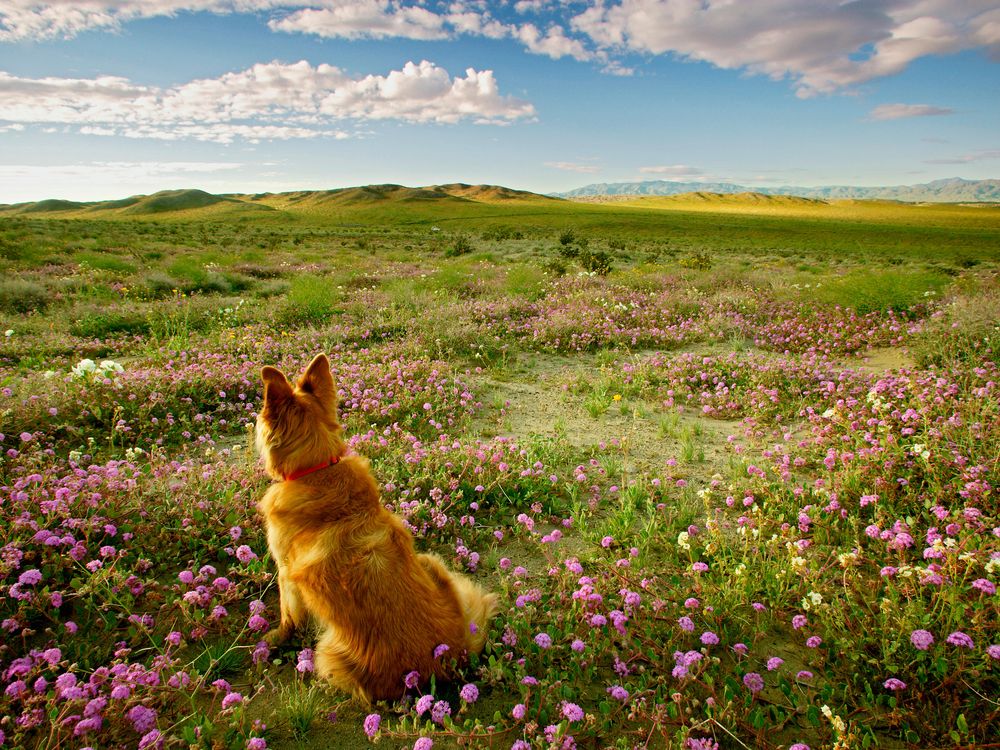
261,366,294,407
298,353,335,402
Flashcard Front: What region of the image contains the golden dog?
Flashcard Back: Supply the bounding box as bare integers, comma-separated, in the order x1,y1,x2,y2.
255,353,497,701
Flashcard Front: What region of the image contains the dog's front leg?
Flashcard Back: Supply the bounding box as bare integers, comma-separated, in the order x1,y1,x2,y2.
265,567,307,646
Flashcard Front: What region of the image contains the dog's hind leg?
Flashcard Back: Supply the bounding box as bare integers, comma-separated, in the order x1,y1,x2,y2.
314,627,371,703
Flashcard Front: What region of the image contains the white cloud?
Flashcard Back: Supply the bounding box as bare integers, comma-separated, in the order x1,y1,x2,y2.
570,0,1000,96
516,22,594,61
0,59,534,142
2,2,997,95
869,103,955,121
268,1,448,40
545,161,600,173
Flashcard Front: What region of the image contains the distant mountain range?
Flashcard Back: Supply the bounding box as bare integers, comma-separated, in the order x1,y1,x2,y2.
556,177,1000,203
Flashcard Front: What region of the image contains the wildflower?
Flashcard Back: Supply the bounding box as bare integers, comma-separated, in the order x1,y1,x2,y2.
884,678,906,691
511,742,530,750
296,649,314,673
128,705,157,733
433,643,450,659
796,671,813,681
700,631,719,646
562,702,585,722
607,685,629,702
806,636,822,648
534,632,552,649
972,578,996,595
404,670,420,689
222,692,243,710
743,672,764,693
413,739,433,750
247,738,267,750
431,699,451,724
766,657,784,671
571,639,585,652
138,730,163,750
678,616,695,632
363,713,380,739
17,569,41,586
415,695,434,716
910,629,934,650
235,545,257,564
790,745,811,750
248,614,268,632
986,645,1000,660
947,631,974,649
459,683,479,703
792,614,808,629
512,703,526,720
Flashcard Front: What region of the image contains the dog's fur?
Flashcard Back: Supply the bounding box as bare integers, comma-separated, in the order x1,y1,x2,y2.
255,353,498,702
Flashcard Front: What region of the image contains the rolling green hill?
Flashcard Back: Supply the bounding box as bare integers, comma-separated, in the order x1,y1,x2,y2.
2,184,998,263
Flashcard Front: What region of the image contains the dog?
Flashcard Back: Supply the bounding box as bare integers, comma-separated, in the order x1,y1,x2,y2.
255,353,498,702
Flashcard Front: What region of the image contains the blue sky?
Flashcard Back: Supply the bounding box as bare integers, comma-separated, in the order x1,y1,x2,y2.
0,1,998,203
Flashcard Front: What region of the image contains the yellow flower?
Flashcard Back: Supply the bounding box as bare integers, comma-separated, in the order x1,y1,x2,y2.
613,394,622,402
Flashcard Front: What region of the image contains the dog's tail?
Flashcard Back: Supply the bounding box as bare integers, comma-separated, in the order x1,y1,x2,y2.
452,574,499,655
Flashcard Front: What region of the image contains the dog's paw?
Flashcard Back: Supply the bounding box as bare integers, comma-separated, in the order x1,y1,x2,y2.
264,626,291,647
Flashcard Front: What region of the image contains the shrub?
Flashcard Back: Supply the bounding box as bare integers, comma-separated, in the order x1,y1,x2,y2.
0,279,48,313
558,229,576,246
580,249,613,276
678,251,713,270
482,225,524,241
70,311,151,338
278,274,340,326
445,236,474,257
815,269,948,315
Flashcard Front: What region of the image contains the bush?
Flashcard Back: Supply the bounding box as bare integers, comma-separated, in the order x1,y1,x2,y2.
445,236,474,257
815,269,948,315
580,249,613,276
70,311,151,338
482,225,524,241
678,251,713,270
0,279,49,313
558,229,576,246
278,274,341,326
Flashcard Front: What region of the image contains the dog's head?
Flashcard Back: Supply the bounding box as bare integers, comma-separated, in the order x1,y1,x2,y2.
256,353,345,480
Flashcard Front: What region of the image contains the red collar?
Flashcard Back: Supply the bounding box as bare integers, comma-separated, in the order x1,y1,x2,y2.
284,456,340,482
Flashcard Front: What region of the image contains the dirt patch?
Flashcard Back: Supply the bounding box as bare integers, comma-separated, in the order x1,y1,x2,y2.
849,346,914,373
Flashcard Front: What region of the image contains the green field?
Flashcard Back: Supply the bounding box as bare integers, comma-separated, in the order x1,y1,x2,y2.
1,187,998,750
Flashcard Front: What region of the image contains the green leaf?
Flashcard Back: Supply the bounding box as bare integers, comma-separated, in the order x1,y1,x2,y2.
807,705,821,727
957,714,968,734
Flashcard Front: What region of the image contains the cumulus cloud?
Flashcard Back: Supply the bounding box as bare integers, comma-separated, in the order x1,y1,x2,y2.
869,103,955,121
544,161,600,173
0,59,534,142
268,1,448,40
2,1,997,95
570,0,1000,96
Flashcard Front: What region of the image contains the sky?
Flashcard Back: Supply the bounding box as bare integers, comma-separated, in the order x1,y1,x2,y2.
0,1,998,203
